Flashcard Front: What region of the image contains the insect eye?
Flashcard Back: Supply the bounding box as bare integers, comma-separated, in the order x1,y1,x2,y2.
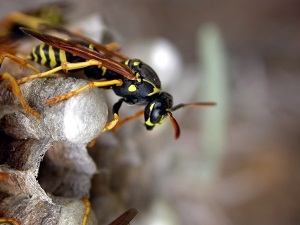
150,108,163,123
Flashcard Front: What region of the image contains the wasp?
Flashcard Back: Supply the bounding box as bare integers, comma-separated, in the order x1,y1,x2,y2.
2,27,215,139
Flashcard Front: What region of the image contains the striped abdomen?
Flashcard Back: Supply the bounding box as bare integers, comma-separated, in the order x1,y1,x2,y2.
27,40,96,69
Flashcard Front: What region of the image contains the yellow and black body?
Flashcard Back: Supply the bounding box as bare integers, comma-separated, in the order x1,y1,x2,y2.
18,27,215,138
27,37,174,131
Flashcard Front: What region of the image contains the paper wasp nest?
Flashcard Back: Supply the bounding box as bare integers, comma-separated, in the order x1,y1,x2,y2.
0,75,107,224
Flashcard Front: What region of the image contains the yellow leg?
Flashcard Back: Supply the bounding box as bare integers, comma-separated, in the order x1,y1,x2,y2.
102,113,120,133
113,110,144,131
0,52,42,118
0,218,20,225
46,79,123,105
0,52,40,74
17,59,103,85
88,113,120,147
81,197,91,225
0,73,40,118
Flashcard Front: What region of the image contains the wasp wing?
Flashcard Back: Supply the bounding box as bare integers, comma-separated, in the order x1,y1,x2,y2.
20,27,135,80
108,208,138,225
37,24,128,61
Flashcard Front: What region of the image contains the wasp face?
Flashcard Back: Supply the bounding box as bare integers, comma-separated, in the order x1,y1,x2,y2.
144,92,173,130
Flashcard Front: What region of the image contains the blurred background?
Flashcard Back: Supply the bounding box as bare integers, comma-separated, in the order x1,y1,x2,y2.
1,0,300,224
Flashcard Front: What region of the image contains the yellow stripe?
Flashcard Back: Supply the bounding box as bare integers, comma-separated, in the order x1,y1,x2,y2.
59,49,67,64
144,79,161,96
39,43,47,65
49,46,57,68
30,46,38,62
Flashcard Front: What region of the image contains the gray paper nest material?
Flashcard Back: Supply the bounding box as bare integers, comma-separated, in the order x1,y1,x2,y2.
0,76,108,143
0,174,97,225
0,76,108,224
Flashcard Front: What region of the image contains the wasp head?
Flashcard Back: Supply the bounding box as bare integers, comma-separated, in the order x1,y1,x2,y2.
144,91,181,138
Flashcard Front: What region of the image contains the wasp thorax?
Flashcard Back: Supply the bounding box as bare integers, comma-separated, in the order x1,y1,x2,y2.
125,59,161,87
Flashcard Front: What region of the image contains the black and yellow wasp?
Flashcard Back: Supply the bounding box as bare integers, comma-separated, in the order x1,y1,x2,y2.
1,26,215,139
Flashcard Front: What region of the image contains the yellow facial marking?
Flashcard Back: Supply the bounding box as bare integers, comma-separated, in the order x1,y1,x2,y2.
145,118,154,127
128,84,137,92
145,103,155,126
124,60,130,66
149,102,155,111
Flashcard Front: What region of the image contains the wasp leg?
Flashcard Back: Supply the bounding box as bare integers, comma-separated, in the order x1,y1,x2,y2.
88,98,124,147
0,52,41,118
46,79,123,105
0,72,40,118
113,110,144,131
101,113,120,133
87,112,120,146
0,52,40,73
17,59,103,85
81,197,91,225
0,218,20,225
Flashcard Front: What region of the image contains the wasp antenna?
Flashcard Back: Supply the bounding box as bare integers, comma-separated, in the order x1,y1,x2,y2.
167,112,180,140
171,102,216,111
